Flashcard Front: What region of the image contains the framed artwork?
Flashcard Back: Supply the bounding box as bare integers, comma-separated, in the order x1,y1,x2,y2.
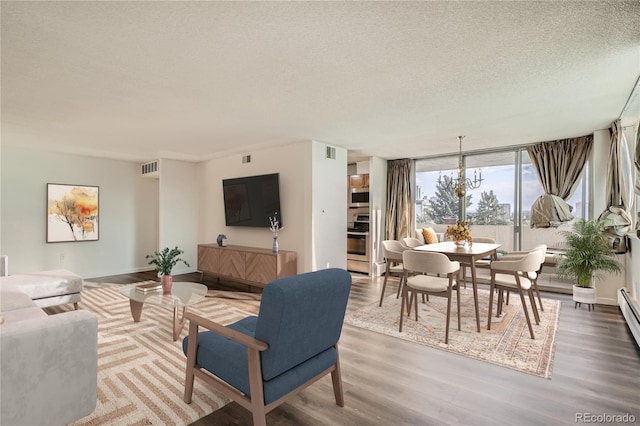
47,183,99,242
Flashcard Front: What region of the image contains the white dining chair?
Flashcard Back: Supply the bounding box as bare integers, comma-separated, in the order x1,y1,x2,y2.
487,250,543,339
400,250,460,344
379,240,409,307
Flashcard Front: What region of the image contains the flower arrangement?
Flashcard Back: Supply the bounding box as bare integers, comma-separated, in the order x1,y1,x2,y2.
445,220,473,244
269,213,283,237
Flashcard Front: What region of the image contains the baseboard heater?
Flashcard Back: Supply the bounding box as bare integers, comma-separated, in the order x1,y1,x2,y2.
618,288,640,348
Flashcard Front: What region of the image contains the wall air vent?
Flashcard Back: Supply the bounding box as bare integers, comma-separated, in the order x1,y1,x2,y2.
141,160,159,178
326,146,336,159
242,155,252,164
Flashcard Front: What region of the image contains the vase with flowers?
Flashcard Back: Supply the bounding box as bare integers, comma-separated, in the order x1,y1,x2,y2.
269,213,283,253
146,246,190,294
445,220,473,247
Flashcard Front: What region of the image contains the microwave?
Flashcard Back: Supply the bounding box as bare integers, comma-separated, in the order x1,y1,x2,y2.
350,188,369,207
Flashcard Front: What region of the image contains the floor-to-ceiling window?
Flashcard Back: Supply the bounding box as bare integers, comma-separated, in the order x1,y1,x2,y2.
415,147,589,252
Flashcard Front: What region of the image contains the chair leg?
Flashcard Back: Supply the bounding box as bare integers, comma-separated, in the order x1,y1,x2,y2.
248,348,267,426
445,288,452,344
533,280,544,311
73,302,79,310
517,287,535,339
414,291,419,321
456,282,461,331
183,322,199,404
396,272,405,299
379,269,390,307
497,289,503,317
462,265,467,289
529,289,540,324
399,285,407,332
487,275,495,331
331,345,345,407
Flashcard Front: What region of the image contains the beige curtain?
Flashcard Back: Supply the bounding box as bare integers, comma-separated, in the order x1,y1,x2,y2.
605,119,633,212
527,135,593,228
385,159,412,240
597,120,633,253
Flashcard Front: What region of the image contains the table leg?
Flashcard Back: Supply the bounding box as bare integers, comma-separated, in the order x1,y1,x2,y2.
129,299,143,322
173,306,188,341
470,260,481,332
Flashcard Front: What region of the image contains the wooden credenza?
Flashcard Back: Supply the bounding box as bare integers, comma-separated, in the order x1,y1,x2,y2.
197,244,297,288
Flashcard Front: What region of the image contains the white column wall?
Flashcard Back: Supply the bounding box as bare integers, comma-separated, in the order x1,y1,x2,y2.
158,158,199,275
310,141,347,271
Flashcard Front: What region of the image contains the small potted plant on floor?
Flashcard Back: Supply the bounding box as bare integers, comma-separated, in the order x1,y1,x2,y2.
556,219,621,311
146,247,190,294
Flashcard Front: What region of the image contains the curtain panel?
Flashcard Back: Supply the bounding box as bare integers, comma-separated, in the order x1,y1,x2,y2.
605,119,633,212
527,135,593,228
385,159,413,240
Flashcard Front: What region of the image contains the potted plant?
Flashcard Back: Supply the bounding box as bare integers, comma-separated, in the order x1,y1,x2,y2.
556,219,622,310
146,246,190,294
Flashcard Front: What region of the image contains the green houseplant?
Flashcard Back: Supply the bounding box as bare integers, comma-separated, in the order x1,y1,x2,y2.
146,246,190,293
556,219,621,309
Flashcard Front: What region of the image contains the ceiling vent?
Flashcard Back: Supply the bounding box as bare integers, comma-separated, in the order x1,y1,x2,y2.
141,160,159,178
242,155,252,164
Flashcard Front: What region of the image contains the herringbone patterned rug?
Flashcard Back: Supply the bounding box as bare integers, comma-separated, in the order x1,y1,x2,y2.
46,284,259,425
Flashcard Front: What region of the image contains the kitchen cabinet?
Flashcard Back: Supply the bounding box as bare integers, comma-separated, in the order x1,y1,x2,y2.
349,174,369,188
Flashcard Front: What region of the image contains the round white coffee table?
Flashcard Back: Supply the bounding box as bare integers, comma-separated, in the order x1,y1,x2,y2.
118,282,208,341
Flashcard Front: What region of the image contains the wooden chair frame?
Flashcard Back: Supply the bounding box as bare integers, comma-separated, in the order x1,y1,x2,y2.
379,240,407,307
487,253,541,340
183,312,344,426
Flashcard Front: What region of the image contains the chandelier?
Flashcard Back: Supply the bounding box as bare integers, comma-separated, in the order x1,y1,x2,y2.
439,136,483,198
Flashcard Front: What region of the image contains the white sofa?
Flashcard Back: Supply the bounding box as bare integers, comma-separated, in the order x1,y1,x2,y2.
0,267,98,425
0,269,84,309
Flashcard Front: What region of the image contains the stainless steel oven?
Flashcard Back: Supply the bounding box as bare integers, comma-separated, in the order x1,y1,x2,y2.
347,232,370,262
347,213,370,273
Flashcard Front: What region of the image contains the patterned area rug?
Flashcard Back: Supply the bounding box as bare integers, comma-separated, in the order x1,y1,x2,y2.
345,287,560,378
46,283,258,425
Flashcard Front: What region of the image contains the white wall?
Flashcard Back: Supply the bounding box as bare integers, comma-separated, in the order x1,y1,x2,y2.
198,141,311,272
310,141,347,270
0,146,158,277
158,159,199,275
369,156,387,273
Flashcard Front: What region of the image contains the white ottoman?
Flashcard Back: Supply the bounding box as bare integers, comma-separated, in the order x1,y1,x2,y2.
0,269,83,309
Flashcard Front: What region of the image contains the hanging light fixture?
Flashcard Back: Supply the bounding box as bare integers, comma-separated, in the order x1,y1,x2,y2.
439,136,483,198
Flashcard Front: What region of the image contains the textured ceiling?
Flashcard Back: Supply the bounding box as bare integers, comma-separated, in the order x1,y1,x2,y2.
1,1,639,163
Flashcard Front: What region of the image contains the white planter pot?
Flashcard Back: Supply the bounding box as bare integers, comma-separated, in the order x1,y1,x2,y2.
573,285,596,304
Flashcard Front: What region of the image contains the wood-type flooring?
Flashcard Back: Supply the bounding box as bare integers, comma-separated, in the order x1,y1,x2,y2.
87,271,640,426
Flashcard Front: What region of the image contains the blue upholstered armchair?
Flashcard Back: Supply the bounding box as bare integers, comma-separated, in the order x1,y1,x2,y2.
182,268,352,426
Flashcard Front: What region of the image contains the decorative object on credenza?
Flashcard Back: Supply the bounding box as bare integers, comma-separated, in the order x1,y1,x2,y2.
445,220,473,246
216,234,227,247
47,183,99,242
145,247,190,294
556,219,622,311
269,213,283,253
438,136,483,198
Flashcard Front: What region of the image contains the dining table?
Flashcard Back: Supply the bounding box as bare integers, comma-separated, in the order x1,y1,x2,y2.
414,241,501,332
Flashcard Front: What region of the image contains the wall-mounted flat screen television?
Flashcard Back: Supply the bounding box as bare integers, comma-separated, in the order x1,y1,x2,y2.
222,173,282,228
